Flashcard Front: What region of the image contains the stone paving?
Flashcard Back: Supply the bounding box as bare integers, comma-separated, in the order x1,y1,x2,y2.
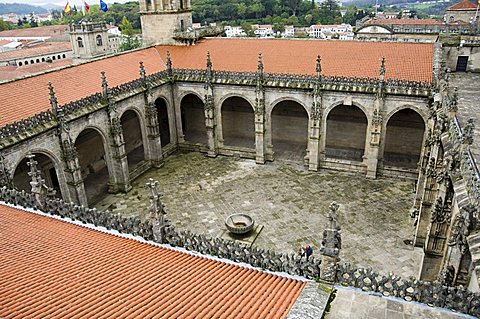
324,285,475,319
95,151,423,278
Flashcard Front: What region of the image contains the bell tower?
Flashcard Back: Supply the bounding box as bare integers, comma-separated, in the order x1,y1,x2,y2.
139,0,193,45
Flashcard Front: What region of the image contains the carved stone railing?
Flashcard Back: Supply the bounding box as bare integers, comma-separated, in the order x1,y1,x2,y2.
0,110,55,140
1,185,479,317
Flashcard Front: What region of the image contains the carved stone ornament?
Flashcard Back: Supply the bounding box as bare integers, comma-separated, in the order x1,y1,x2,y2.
461,118,475,145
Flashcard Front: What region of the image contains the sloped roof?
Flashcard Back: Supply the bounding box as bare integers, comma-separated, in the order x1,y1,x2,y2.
0,47,165,127
156,38,433,82
0,42,72,61
365,18,443,25
0,25,68,38
0,59,73,82
447,0,478,11
0,38,433,127
0,204,305,318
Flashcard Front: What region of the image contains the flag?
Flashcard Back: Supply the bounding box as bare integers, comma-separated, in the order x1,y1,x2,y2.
64,1,71,15
100,0,108,12
84,0,90,13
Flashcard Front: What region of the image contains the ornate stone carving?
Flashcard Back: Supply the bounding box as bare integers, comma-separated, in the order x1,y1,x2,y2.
0,154,12,188
448,205,476,254
255,53,265,116
101,71,109,99
166,50,173,79
445,87,458,113
61,139,78,163
320,201,342,258
27,154,55,209
146,178,168,244
431,197,450,224
461,118,474,145
139,61,146,80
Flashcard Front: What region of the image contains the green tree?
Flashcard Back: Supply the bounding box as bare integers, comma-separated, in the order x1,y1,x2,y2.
118,16,141,52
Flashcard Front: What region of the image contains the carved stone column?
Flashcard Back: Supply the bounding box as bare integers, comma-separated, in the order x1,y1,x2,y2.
26,154,56,210
0,153,13,188
319,201,342,283
365,58,385,179
102,72,131,193
204,52,217,157
49,82,87,206
254,53,266,164
146,178,168,244
140,62,164,167
308,56,323,171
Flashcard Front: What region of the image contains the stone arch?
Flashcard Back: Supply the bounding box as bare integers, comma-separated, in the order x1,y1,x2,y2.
155,97,171,147
325,103,368,162
180,93,207,144
383,107,426,169
218,93,256,112
120,109,146,169
74,127,110,205
268,97,309,118
221,96,255,149
270,99,309,161
12,150,64,199
178,90,204,104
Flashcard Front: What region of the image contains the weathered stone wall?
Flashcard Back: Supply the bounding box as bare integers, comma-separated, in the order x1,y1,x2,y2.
444,45,480,72
141,11,193,46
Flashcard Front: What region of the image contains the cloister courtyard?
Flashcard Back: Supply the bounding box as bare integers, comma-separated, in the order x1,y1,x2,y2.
95,151,423,278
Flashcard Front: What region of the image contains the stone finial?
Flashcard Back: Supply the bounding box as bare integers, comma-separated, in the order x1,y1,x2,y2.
206,51,212,70
146,178,166,243
379,56,386,78
316,55,322,79
48,82,58,114
328,201,340,230
257,53,264,74
101,71,108,98
319,201,342,283
462,118,475,145
166,51,172,75
139,61,146,80
26,153,55,210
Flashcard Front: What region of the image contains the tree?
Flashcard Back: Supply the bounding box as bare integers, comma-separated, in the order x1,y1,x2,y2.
118,16,141,52
0,19,12,31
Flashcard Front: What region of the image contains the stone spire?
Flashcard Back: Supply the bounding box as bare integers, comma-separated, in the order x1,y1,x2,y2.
166,51,173,78
316,55,322,81
146,178,167,243
257,53,264,77
206,51,213,84
101,71,108,98
379,56,386,79
27,153,55,210
48,82,58,114
319,201,342,283
139,61,146,80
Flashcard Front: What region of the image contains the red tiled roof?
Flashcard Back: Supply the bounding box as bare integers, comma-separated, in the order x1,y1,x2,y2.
447,0,478,10
157,38,433,82
0,25,68,38
0,38,433,127
0,42,72,61
0,204,305,318
366,18,443,25
0,59,73,82
0,47,165,126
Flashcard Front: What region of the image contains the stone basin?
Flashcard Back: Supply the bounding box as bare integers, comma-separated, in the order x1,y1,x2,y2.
225,213,255,235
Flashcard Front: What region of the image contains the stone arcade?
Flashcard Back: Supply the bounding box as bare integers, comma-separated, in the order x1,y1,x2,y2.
0,0,480,315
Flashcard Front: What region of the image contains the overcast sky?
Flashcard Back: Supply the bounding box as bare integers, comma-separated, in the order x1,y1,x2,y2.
1,0,134,6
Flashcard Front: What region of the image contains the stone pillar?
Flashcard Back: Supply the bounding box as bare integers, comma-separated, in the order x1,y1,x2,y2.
204,52,217,157
0,153,13,188
308,56,323,171
49,82,88,206
255,53,266,164
365,58,386,179
319,201,342,283
140,62,164,167
102,72,131,193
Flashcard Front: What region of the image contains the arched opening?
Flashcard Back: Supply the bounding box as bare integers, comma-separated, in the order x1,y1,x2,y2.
221,96,254,148
36,58,40,63
77,37,84,48
13,153,62,198
155,98,170,146
271,100,309,161
326,104,367,162
75,128,109,205
25,61,28,65
384,108,425,168
62,54,66,58
121,110,145,169
41,57,45,62
30,59,34,64
180,94,207,144
18,61,22,66
96,35,103,46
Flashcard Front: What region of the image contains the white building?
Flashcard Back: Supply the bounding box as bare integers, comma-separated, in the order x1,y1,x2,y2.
224,26,246,37
282,25,295,38
308,24,353,39
253,24,274,37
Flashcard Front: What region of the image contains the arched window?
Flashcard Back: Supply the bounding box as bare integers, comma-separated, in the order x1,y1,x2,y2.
41,57,45,62
77,37,84,48
449,16,454,22
62,54,66,58
36,59,40,63
96,35,103,46
30,59,34,64
18,61,22,66
52,56,56,60
25,61,28,65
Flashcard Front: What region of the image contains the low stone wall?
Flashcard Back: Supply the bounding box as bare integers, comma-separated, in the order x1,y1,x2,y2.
1,186,479,317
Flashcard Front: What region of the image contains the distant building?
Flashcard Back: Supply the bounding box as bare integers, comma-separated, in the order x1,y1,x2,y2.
282,25,295,38
224,26,246,38
68,21,113,63
308,24,353,39
444,0,479,24
253,24,274,37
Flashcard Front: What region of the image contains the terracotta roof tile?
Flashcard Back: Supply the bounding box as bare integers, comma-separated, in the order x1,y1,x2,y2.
0,25,68,38
156,38,433,82
0,204,305,318
0,42,72,61
0,47,165,126
447,0,478,10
